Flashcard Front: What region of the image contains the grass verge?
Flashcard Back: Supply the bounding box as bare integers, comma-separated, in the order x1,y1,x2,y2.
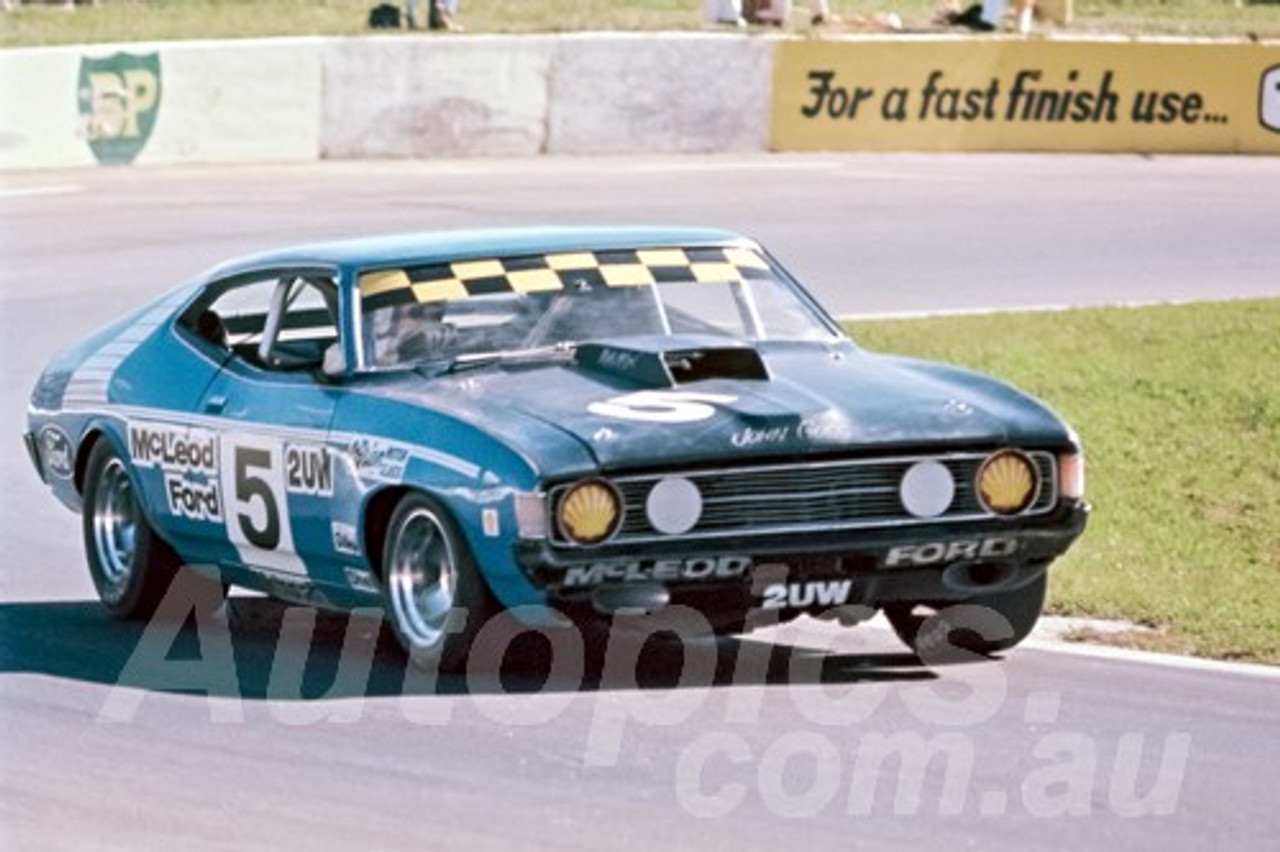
2,0,1277,48
845,299,1280,664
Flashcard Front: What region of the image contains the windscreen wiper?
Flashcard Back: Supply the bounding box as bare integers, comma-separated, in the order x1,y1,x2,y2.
439,342,577,375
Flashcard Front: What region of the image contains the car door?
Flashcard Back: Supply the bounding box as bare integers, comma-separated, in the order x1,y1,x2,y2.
191,270,346,584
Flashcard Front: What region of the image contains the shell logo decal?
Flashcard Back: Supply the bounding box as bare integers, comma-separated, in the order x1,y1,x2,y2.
558,480,622,544
978,451,1037,515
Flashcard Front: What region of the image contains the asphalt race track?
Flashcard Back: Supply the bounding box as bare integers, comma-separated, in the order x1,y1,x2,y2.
2,155,1278,851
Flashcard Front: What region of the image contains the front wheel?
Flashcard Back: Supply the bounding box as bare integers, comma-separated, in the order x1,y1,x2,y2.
382,494,496,672
884,571,1047,656
82,440,182,619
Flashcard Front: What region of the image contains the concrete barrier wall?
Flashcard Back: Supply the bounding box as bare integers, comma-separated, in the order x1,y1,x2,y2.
545,33,773,155
0,39,322,171
1,34,1276,171
153,39,322,166
0,47,98,169
321,33,772,158
322,36,554,158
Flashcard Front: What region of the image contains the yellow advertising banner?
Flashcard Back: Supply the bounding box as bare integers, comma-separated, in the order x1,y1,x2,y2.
773,39,1280,154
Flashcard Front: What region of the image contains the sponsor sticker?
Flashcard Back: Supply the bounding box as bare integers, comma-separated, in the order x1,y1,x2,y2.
350,438,409,483
285,444,333,496
130,421,222,522
761,579,854,610
594,348,642,373
885,537,1019,568
164,472,223,522
561,556,751,589
344,567,379,594
130,422,218,473
332,522,361,556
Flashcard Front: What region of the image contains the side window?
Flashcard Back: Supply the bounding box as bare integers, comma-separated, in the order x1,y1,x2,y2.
259,278,339,370
208,279,276,355
182,274,339,371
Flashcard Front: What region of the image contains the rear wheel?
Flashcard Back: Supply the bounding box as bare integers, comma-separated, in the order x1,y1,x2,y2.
82,440,182,619
884,572,1047,656
382,494,495,672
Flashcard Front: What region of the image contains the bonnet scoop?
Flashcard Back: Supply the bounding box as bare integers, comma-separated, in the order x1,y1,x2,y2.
574,336,770,387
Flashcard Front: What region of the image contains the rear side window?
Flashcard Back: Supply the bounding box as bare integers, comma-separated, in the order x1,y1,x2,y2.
181,273,339,370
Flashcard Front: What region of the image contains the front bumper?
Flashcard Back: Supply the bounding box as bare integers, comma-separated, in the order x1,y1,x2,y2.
517,500,1089,618
23,430,45,483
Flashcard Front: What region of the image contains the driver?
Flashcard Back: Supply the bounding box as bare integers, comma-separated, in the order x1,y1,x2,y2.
371,300,457,367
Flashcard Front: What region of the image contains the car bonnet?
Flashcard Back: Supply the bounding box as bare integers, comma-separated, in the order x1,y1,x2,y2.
374,338,1067,474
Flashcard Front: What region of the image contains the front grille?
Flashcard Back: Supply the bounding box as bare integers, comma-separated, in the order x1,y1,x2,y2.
550,451,1057,547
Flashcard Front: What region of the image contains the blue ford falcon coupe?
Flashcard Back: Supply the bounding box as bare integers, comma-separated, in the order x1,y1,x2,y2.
25,227,1087,669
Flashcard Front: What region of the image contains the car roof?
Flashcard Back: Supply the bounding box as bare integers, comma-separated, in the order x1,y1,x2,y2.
206,226,754,281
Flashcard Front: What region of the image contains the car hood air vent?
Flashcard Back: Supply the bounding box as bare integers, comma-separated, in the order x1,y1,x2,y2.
575,336,770,387
663,347,769,383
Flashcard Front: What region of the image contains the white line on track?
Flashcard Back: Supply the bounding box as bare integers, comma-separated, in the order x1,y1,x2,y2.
624,159,841,173
845,615,1279,681
1022,636,1280,680
0,185,82,199
836,169,978,183
838,293,1278,322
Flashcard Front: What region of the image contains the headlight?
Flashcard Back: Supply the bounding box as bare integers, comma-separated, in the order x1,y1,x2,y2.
1058,451,1086,501
556,479,622,545
977,450,1038,516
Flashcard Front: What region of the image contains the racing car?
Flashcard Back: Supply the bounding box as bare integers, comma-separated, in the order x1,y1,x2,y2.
25,227,1087,669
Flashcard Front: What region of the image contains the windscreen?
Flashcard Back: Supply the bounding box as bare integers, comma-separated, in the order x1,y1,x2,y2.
357,245,837,370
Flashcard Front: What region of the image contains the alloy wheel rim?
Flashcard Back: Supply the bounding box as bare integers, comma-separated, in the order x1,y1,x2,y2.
387,508,458,650
93,458,139,588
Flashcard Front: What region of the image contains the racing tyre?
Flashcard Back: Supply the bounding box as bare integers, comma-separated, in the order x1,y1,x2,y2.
884,572,1047,657
382,493,496,672
82,440,182,619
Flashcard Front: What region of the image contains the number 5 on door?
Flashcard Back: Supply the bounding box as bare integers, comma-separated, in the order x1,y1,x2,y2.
221,435,307,576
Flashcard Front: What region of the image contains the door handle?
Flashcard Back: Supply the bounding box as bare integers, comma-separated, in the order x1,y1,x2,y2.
205,394,227,415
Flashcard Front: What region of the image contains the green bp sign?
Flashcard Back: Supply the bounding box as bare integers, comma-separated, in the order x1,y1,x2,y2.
77,52,162,165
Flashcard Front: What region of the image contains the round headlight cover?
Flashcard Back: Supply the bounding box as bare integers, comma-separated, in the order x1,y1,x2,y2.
557,479,622,545
978,450,1038,515
645,476,703,535
900,460,956,519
